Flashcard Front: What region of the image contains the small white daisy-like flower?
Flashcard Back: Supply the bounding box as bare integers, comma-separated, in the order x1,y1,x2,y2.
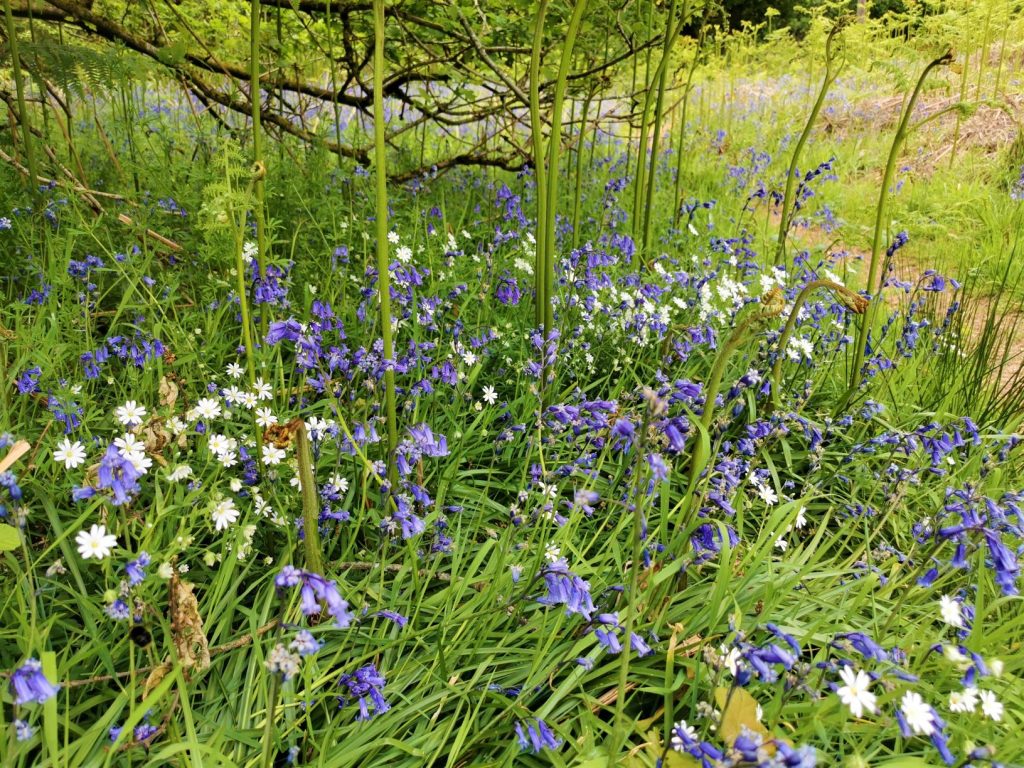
114,433,145,458
222,386,244,406
168,417,187,435
948,687,978,713
229,478,243,493
262,444,286,466
157,562,174,579
226,362,245,379
255,408,278,428
168,465,193,482
395,245,413,263
194,397,223,421
328,474,349,495
253,377,273,401
794,506,808,529
939,595,963,628
124,451,152,475
114,401,147,427
75,524,118,560
239,391,258,410
481,385,498,405
979,690,1003,721
461,350,478,366
210,498,240,531
544,542,560,562
754,481,778,505
836,667,877,718
208,433,232,456
387,231,400,244
773,534,788,551
53,438,87,469
670,720,698,752
218,451,239,468
900,691,935,736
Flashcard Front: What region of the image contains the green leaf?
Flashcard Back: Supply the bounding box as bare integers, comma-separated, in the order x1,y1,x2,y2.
0,523,20,551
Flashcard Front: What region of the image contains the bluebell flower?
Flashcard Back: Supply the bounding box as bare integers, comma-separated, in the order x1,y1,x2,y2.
9,658,60,705
337,664,389,720
514,717,561,753
536,559,596,621
265,318,303,345
275,565,353,627
125,552,151,586
14,719,33,741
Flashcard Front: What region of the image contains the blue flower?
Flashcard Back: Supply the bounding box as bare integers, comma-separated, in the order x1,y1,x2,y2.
514,717,562,753
337,664,389,720
125,552,151,586
275,565,353,627
265,318,303,345
9,658,60,705
96,444,142,506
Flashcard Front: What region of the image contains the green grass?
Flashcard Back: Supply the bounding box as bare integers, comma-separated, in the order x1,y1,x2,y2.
1,17,1024,768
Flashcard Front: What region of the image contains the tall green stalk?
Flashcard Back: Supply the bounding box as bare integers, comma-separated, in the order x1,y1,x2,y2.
770,280,867,410
571,88,594,251
529,0,550,330
774,20,846,267
672,11,705,226
373,0,399,486
640,0,683,255
949,49,970,168
631,2,656,241
542,0,590,334
296,422,324,574
679,290,784,530
251,0,270,332
3,0,41,207
844,50,953,402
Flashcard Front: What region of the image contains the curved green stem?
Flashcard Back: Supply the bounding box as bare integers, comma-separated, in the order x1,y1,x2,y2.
642,0,691,255
770,280,867,409
250,0,270,334
843,50,952,404
529,0,550,331
373,0,399,486
296,422,324,574
3,0,42,210
680,291,785,526
543,0,589,334
774,20,847,267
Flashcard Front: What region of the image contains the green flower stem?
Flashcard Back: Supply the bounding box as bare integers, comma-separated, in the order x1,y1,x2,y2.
681,291,784,529
770,280,867,410
774,20,846,267
844,50,952,403
250,0,270,334
571,87,594,252
631,2,656,243
373,0,399,486
529,0,550,331
3,0,42,209
640,0,682,255
542,0,589,334
672,8,705,225
296,421,324,575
